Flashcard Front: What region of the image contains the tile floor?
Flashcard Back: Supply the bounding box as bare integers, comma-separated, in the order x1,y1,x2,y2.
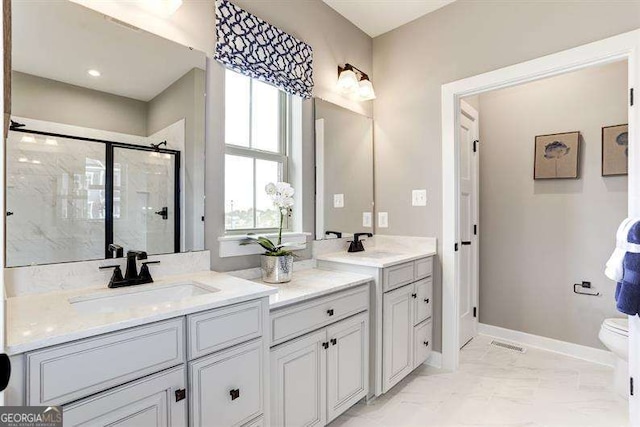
331,335,628,427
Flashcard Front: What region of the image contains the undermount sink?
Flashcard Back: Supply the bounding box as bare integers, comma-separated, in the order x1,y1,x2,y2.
69,282,220,315
350,251,404,259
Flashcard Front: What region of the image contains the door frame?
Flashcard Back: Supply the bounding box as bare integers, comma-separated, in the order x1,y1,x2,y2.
441,29,640,420
458,99,479,348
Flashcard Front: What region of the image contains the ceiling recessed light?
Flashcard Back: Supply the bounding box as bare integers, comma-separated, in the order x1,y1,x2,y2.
88,69,101,77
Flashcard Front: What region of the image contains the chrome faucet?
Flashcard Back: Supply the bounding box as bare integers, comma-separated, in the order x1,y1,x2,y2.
348,233,373,253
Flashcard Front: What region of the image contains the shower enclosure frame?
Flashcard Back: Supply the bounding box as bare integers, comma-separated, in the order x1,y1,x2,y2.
7,125,181,260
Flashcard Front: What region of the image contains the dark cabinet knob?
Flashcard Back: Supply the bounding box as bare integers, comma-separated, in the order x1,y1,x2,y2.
322,342,329,349
230,388,240,400
175,388,186,402
411,293,417,298
424,298,430,304
327,309,334,316
423,341,429,347
330,338,337,346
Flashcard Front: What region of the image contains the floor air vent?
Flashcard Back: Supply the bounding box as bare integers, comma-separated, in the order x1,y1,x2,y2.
490,340,526,353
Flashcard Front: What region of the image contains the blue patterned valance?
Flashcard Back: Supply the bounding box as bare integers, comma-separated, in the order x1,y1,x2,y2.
214,0,314,99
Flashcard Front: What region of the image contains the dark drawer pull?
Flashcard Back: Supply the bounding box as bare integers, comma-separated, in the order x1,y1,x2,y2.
327,309,334,316
322,342,329,349
330,338,337,346
230,388,240,400
424,298,430,304
175,388,186,402
461,241,471,246
423,341,429,347
411,293,417,298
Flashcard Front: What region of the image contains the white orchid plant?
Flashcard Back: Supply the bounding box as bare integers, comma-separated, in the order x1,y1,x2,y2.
241,182,299,257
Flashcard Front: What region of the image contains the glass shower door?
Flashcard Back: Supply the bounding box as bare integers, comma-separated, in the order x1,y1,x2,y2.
112,146,178,255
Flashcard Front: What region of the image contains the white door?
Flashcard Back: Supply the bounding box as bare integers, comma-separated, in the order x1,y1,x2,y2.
326,312,368,423
0,0,8,404
270,329,327,427
458,100,479,348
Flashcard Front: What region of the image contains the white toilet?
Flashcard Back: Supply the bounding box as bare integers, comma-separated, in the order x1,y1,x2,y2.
599,318,629,397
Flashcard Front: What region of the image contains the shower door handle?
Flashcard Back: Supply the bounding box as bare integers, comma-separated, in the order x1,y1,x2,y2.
155,207,169,220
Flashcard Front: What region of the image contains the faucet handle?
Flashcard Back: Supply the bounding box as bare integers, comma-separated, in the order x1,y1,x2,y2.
139,261,160,284
100,265,125,288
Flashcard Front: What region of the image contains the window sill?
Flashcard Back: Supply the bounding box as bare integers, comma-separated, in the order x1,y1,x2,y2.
218,232,310,258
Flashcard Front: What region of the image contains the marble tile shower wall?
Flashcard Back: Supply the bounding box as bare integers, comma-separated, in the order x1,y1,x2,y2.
5,117,185,267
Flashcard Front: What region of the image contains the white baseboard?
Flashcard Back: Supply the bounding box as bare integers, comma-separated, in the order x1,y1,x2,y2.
425,351,442,368
478,323,615,367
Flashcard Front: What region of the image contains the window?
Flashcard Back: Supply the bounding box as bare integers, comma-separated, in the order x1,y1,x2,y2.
224,69,290,232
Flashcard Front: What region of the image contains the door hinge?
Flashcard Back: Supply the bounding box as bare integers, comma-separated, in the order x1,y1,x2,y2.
473,307,477,318
631,377,635,396
455,243,459,252
473,224,477,235
631,88,635,107
473,139,479,153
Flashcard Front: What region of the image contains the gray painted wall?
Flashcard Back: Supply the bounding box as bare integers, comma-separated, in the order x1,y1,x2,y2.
148,67,206,251
12,71,148,136
475,61,627,349
373,1,640,351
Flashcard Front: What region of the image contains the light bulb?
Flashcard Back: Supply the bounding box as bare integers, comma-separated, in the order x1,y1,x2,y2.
358,79,376,101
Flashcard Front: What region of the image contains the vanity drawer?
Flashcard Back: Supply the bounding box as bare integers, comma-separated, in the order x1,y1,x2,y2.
27,317,185,406
415,257,433,280
414,278,433,325
189,339,264,427
413,319,432,369
188,300,263,360
270,285,369,346
383,261,415,292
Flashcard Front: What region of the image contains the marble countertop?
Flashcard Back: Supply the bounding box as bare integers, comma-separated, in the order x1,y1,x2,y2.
250,268,373,309
6,270,277,355
316,248,436,268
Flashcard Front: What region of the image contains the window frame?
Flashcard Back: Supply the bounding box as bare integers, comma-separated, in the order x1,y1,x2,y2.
224,72,292,234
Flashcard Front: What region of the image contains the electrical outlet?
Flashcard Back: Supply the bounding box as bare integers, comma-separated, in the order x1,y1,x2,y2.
363,212,372,227
378,212,389,228
333,194,344,208
412,189,427,206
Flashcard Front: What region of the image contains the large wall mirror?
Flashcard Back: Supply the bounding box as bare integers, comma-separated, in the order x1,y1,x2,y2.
6,0,206,267
314,99,374,240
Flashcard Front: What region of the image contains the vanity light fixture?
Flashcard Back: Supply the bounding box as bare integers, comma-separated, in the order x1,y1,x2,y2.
20,135,36,143
87,69,101,77
45,138,58,146
337,63,376,101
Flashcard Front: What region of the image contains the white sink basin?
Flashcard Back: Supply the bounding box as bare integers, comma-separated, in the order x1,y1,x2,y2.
69,282,219,314
350,251,404,259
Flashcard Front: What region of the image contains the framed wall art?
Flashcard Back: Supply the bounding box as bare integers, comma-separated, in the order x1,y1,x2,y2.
534,131,580,179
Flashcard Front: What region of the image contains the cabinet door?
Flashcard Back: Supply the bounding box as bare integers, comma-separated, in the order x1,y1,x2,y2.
326,312,369,423
189,339,263,427
414,278,432,325
63,366,187,427
270,329,327,427
383,284,414,393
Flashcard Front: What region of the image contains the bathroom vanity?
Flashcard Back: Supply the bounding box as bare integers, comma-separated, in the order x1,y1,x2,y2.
316,238,436,396
5,270,276,427
244,267,373,426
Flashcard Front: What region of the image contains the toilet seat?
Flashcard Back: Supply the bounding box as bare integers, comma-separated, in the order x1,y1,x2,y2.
603,318,628,337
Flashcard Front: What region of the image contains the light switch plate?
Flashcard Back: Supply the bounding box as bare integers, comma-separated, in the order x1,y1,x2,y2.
412,189,427,206
363,212,372,227
378,212,389,228
333,194,344,208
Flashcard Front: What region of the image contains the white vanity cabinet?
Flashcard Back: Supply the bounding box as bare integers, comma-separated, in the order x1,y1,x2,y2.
15,297,270,427
269,285,370,427
317,255,434,396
